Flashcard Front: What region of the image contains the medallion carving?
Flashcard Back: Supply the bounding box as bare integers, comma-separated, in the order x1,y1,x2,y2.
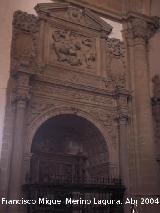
67,6,84,24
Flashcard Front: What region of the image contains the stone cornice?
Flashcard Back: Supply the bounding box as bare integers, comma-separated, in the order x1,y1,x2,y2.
52,0,159,25
53,0,123,22
35,2,113,36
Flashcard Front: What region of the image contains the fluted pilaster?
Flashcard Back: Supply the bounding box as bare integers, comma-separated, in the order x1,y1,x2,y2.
8,72,31,213
123,15,160,194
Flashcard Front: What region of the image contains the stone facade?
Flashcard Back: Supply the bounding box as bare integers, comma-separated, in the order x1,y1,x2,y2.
0,1,160,213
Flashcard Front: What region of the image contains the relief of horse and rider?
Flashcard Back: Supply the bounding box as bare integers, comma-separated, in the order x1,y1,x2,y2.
52,29,96,69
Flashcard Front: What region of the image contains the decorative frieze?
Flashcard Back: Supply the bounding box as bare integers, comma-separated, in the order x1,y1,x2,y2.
32,82,115,109
41,65,116,92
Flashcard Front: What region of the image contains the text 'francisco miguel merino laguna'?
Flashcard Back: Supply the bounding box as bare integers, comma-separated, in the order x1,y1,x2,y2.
1,197,117,206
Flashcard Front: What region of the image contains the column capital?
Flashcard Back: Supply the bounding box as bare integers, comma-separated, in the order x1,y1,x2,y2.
124,15,160,45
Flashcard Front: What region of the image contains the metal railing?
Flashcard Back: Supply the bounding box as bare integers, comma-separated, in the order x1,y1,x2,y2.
23,178,125,213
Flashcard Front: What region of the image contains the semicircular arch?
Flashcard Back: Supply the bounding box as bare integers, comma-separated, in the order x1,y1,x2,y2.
25,106,116,162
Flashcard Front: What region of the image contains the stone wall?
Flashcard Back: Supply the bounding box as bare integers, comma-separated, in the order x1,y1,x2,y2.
149,0,160,95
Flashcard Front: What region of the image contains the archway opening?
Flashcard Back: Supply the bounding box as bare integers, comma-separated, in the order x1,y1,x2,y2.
30,114,112,184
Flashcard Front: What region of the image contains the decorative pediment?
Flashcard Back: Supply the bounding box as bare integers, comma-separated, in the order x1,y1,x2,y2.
35,2,112,36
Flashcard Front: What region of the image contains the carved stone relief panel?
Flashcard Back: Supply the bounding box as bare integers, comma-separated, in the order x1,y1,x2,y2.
106,38,126,88
45,27,98,74
11,11,40,74
35,2,113,77
11,3,127,89
52,29,96,67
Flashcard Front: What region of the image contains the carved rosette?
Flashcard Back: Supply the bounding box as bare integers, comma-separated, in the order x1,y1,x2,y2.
66,6,84,24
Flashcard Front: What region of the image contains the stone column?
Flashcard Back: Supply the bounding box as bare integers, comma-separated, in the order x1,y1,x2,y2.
124,16,159,194
8,72,30,213
116,88,130,213
117,89,130,187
